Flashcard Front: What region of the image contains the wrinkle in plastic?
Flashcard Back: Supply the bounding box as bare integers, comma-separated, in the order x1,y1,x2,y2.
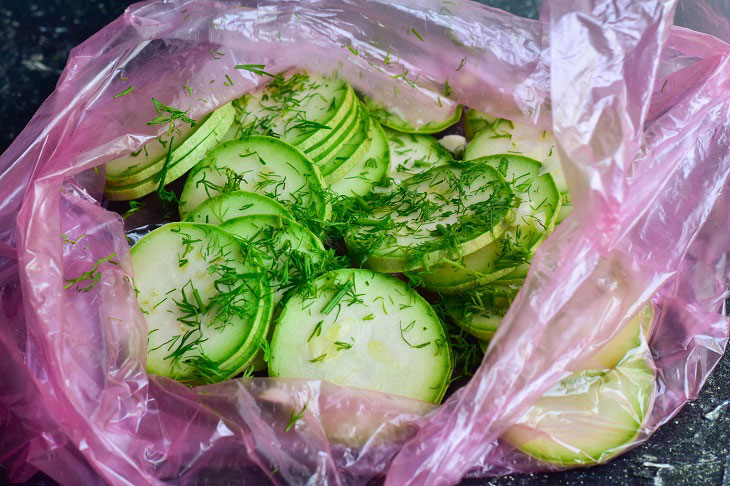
0,0,729,484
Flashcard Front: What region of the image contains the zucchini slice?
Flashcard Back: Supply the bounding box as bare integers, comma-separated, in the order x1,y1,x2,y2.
132,223,272,384
106,103,235,186
330,119,389,198
178,136,330,224
463,108,499,140
219,214,327,306
385,128,453,183
364,96,462,134
235,71,356,152
346,161,515,273
321,103,373,184
464,116,569,200
503,306,655,466
185,191,293,225
306,97,359,164
443,290,513,341
104,104,236,202
415,155,560,292
269,269,453,403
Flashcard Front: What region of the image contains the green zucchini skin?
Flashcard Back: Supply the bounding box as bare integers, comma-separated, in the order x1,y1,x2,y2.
346,160,515,273
365,96,463,134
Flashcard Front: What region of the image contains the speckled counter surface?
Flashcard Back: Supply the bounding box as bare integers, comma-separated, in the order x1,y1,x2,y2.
1,1,729,485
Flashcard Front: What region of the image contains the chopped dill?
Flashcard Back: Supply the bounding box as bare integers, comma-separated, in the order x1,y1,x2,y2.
286,401,308,431
113,86,134,99
64,253,118,292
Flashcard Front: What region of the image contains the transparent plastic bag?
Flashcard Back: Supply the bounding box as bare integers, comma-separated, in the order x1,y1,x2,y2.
0,0,729,484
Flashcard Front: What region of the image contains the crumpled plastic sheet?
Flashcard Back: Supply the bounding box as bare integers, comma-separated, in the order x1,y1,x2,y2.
1,0,729,484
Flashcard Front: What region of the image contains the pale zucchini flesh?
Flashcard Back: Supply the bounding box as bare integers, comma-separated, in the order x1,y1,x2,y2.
106,103,235,186
131,223,272,384
104,104,236,201
364,96,463,134
384,128,453,183
234,71,355,151
464,115,569,198
415,155,560,292
178,136,329,223
321,103,373,184
270,269,453,403
503,306,656,466
346,161,514,273
185,191,293,225
330,118,390,198
219,214,327,306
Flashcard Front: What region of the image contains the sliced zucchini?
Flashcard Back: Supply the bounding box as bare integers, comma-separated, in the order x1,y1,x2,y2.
235,71,355,152
106,103,235,186
269,269,453,403
415,155,560,292
464,118,569,198
384,128,453,183
463,108,499,140
321,103,372,184
306,98,359,164
503,306,656,466
178,136,330,223
185,191,293,225
106,127,194,180
411,238,518,293
346,160,515,273
219,214,327,305
131,223,272,384
443,290,513,341
504,350,655,466
438,135,467,158
364,96,462,134
330,119,389,198
256,384,434,449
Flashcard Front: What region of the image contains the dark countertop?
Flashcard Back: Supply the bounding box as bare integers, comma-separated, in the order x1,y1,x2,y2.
1,1,728,485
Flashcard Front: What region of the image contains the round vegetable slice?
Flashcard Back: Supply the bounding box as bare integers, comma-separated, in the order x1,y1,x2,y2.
464,117,569,197
321,103,373,184
235,71,355,151
346,160,514,273
415,155,561,292
330,118,389,198
270,269,453,403
178,136,330,223
443,290,513,341
384,128,453,183
131,223,272,384
503,306,656,466
106,102,235,186
219,214,327,306
185,191,293,225
364,96,462,134
504,350,655,467
104,104,235,202
306,98,359,163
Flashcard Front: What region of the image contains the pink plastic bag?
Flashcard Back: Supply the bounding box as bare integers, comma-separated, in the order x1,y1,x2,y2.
1,0,729,484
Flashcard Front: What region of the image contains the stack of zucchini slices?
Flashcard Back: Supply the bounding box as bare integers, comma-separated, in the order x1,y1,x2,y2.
115,70,655,464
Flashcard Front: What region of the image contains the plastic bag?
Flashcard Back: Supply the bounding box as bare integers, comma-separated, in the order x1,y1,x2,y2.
1,0,729,484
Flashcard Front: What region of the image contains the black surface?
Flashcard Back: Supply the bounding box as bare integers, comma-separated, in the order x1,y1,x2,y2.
1,1,729,485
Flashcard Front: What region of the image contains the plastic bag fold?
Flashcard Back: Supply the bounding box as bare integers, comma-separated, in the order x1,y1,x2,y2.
1,0,729,485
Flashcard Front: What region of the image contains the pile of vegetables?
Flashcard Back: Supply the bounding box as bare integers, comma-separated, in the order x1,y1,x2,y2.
106,70,655,466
